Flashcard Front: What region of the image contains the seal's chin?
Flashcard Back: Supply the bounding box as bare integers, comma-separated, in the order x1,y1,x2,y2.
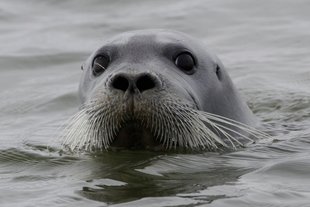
110,122,162,150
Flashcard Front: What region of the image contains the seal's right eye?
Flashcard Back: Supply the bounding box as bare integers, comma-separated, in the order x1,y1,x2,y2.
92,55,109,76
174,52,196,74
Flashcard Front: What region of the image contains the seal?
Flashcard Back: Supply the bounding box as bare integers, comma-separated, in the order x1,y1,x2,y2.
63,29,265,151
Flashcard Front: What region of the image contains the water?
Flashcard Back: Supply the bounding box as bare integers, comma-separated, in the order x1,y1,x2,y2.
0,0,310,206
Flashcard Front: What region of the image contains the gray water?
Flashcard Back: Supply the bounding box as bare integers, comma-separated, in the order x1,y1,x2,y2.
0,0,310,206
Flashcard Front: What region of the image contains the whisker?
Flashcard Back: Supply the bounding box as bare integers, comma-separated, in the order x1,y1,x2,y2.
60,92,269,152
203,112,270,138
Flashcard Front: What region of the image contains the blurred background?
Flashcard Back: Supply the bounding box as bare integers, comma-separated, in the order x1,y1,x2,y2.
0,0,310,206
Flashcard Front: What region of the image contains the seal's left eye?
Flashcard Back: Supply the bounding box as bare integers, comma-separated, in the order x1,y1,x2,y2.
92,55,109,76
175,52,195,73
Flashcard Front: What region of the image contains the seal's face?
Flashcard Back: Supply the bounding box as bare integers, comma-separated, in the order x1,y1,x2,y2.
63,30,260,151
80,30,223,107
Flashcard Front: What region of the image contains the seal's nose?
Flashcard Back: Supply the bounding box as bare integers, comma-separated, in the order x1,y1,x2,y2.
110,73,159,93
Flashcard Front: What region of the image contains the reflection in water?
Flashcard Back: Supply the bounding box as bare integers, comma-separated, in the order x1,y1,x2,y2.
74,151,251,204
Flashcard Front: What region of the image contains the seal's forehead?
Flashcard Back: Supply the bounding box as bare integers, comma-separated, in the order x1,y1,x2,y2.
105,30,189,47
93,30,205,60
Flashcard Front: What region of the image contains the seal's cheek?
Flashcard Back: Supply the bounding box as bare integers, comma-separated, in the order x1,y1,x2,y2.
161,74,200,109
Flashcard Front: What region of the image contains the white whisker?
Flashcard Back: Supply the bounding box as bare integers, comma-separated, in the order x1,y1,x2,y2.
203,112,269,138
60,92,269,152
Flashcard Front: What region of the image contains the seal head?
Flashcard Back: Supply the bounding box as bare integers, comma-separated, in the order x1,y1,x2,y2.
63,30,261,151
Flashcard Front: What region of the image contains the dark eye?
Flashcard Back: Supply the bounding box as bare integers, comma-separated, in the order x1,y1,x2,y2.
175,52,195,73
92,55,109,76
216,65,221,80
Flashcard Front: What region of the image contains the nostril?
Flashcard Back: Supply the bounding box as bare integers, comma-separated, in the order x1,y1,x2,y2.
111,75,129,92
136,74,156,93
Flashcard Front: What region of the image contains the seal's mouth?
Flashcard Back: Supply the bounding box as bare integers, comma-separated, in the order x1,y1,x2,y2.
62,93,266,152
110,122,163,150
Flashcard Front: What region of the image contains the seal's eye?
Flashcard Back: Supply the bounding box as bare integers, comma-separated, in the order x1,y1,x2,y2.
216,65,221,80
92,55,109,76
175,52,195,73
